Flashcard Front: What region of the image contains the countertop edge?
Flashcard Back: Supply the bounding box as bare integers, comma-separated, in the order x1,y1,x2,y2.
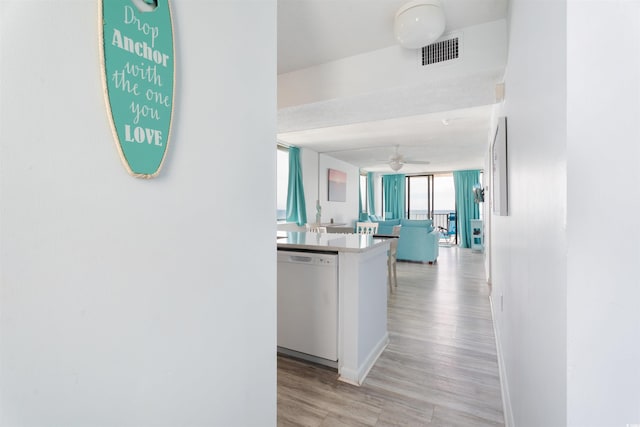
277,238,390,254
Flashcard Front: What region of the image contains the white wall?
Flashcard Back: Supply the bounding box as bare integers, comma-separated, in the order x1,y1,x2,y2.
566,2,640,425
489,0,567,425
278,19,507,108
0,1,276,426
318,154,360,226
277,148,358,229
285,148,360,227
492,2,640,426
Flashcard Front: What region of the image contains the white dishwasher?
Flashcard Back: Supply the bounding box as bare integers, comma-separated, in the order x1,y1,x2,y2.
277,250,338,365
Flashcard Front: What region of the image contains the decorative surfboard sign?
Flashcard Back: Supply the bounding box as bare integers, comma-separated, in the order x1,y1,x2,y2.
99,0,175,178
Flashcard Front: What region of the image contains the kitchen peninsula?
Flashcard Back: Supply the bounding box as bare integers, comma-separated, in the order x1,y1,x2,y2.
277,231,390,386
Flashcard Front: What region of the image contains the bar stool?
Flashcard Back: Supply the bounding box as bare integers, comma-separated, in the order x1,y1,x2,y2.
388,225,401,291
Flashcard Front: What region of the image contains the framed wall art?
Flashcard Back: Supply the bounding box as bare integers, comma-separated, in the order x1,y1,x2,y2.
492,116,508,216
328,168,347,202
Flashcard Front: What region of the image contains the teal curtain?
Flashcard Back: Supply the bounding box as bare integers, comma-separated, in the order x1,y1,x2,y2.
383,174,405,220
286,147,307,226
367,172,375,215
358,177,363,215
453,170,480,248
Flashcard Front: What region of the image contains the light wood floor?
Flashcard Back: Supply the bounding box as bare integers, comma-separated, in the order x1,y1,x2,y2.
277,246,504,427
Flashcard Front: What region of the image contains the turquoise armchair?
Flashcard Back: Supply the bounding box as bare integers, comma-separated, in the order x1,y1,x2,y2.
396,219,439,263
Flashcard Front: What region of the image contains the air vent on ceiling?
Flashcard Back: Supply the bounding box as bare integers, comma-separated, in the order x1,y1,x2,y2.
422,37,459,66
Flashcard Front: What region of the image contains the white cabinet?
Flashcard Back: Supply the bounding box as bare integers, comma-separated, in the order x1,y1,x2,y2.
471,219,484,251
277,233,391,385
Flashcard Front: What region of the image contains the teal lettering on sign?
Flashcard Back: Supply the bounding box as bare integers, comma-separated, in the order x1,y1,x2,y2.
100,0,175,178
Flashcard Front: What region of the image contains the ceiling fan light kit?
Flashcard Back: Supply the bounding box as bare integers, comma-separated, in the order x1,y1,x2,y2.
394,0,446,49
389,159,403,171
383,145,431,172
388,145,405,171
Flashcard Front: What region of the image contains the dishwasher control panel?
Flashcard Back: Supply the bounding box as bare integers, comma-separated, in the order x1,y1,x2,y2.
278,252,338,266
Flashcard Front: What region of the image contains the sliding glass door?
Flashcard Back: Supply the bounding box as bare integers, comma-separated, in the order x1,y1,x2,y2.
405,175,434,220
379,173,456,222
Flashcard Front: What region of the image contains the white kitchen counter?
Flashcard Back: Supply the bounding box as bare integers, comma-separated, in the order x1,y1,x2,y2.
277,232,390,386
276,231,389,253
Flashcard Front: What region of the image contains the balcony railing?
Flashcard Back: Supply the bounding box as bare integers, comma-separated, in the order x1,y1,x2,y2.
407,211,457,244
407,211,451,229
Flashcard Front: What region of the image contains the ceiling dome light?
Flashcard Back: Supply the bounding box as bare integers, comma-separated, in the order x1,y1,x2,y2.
394,0,446,49
389,159,403,172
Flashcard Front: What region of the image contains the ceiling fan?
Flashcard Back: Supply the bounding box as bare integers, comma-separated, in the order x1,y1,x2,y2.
385,145,430,171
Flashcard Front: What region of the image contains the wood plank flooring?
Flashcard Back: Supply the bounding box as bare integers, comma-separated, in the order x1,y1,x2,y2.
277,246,504,426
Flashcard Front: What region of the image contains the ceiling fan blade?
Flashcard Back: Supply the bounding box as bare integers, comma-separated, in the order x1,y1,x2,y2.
347,145,430,172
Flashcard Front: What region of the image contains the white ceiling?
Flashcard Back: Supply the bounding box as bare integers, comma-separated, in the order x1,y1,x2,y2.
279,105,494,173
277,0,509,174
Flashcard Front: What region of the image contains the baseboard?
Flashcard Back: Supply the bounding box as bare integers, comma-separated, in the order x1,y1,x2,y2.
490,295,515,427
338,332,389,386
358,332,389,384
277,347,338,369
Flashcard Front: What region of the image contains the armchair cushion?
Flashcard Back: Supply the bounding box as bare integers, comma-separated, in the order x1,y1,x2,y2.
396,222,439,263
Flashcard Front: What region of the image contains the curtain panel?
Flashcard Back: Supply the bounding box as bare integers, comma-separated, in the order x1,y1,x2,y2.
367,172,375,215
382,174,405,220
286,147,307,226
453,170,480,248
358,176,363,214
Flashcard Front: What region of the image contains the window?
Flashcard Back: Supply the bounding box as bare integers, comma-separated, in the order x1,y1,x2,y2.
403,173,456,230
432,173,456,231
276,146,289,221
405,175,434,219
433,174,455,213
359,174,367,214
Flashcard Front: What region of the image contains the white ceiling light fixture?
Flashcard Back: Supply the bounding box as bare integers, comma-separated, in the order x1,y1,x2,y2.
389,145,405,171
386,145,430,172
389,159,403,172
394,0,446,49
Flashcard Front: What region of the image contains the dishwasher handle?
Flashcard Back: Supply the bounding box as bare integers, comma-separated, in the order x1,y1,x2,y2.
289,255,313,263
